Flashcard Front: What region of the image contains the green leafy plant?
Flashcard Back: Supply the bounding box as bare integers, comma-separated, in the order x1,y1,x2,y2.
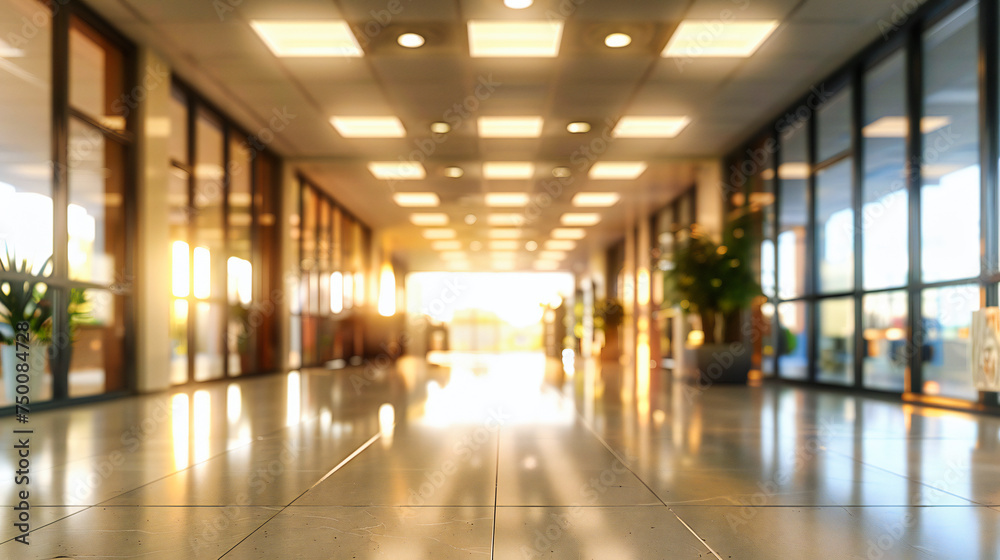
0,249,54,345
663,215,761,345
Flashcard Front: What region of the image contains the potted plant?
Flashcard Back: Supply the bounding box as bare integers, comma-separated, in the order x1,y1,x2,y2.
663,216,760,384
0,250,53,399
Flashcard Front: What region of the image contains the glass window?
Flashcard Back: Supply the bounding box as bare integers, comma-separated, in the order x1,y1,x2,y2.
68,288,125,397
0,0,53,277
69,17,125,130
921,3,981,283
227,136,253,376
921,284,980,400
777,301,809,379
68,119,126,284
817,297,854,385
863,291,907,392
169,87,188,164
815,160,855,293
192,109,225,381
817,86,852,161
778,124,809,299
862,51,909,290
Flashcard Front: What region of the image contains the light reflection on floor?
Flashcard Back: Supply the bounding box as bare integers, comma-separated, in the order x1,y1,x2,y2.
1,351,999,559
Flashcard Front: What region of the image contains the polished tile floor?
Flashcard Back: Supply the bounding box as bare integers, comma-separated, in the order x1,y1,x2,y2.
3,352,1000,559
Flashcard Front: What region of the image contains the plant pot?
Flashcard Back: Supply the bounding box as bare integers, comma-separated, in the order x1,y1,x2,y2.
1,342,48,401
683,342,751,385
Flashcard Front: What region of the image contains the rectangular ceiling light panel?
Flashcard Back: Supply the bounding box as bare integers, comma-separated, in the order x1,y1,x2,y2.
251,21,362,57
468,21,564,57
478,116,544,138
662,20,779,58
332,116,406,138
612,116,690,138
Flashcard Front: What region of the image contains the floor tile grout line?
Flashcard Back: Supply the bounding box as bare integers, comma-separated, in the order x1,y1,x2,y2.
216,431,383,559
573,409,724,560
822,446,988,507
490,426,500,560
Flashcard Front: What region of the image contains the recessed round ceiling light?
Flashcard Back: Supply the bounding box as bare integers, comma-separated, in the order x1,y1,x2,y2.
552,166,572,178
430,121,451,134
525,240,538,251
504,0,533,8
444,166,464,178
465,214,477,225
470,241,483,251
567,122,591,134
604,33,632,48
397,33,426,48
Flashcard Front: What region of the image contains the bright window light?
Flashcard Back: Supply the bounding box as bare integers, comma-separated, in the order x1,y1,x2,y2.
344,272,354,309
862,116,951,137
227,257,253,305
250,21,363,57
478,116,544,138
331,116,406,138
662,20,779,58
193,247,211,299
545,239,577,250
534,260,560,270
612,116,690,138
330,272,344,313
777,162,810,180
487,213,527,226
483,162,535,179
368,161,426,180
588,162,647,179
378,263,396,317
561,213,601,226
485,192,531,206
550,228,586,240
490,240,520,250
354,272,365,306
468,20,564,57
571,192,620,207
432,240,463,250
539,251,567,260
393,192,440,207
171,241,190,298
489,229,522,239
422,228,457,239
410,213,449,226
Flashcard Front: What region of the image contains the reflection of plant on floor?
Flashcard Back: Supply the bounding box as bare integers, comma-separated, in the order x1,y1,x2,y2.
0,249,53,345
